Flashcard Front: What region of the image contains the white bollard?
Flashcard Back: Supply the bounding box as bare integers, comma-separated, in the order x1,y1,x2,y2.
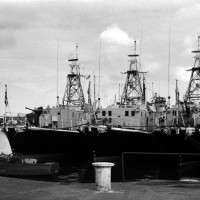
92,162,115,192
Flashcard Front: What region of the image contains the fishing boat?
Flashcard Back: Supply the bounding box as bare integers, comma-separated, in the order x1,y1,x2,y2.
83,37,200,161
81,41,156,159
151,36,200,156
2,47,94,161
0,153,59,176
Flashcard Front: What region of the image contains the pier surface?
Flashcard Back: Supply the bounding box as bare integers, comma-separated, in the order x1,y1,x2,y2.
0,177,200,199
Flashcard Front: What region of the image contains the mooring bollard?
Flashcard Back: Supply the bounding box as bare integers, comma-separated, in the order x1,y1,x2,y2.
92,162,115,192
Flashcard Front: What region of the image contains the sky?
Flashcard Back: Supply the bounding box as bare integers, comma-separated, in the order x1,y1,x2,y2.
0,0,200,116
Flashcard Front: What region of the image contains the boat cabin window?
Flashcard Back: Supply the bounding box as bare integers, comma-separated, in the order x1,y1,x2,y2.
155,97,166,103
72,112,74,117
173,110,176,116
131,111,135,116
108,111,112,116
102,111,106,116
125,111,129,116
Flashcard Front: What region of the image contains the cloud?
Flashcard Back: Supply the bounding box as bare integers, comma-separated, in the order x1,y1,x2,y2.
101,24,133,45
0,32,16,49
174,66,190,82
182,35,200,55
183,36,194,47
176,2,200,19
143,61,161,72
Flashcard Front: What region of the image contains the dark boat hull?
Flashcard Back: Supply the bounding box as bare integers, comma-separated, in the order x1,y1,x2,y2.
153,128,200,154
91,127,200,162
3,126,156,161
3,127,94,161
81,126,156,159
4,126,200,162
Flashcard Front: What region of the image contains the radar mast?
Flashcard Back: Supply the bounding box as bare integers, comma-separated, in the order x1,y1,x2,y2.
185,36,200,102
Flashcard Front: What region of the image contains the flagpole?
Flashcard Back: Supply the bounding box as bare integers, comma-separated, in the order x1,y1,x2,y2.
176,79,179,125
98,33,101,109
4,84,7,124
4,105,6,124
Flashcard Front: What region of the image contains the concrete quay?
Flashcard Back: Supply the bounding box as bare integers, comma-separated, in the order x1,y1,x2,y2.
0,176,200,200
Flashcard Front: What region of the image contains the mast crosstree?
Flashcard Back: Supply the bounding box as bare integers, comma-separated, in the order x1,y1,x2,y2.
185,36,200,102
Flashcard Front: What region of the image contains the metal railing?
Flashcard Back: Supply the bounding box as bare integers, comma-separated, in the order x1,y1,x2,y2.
121,152,200,181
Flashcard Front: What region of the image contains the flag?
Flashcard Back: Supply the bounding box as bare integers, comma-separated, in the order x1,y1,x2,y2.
86,75,90,80
5,84,8,107
87,81,91,105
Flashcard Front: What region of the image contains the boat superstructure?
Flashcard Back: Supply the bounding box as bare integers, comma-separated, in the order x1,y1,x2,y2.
97,41,149,131
39,50,88,129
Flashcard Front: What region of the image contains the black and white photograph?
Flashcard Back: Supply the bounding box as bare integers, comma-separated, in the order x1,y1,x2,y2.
0,0,200,199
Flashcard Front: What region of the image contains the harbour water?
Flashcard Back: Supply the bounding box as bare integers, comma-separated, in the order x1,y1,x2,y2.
0,130,12,155
1,130,200,182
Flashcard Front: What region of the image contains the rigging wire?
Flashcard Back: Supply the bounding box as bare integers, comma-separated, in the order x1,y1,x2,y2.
98,34,102,108
139,25,142,72
168,27,171,98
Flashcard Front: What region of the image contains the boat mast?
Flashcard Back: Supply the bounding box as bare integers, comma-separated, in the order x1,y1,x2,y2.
4,84,8,124
185,36,200,102
93,75,96,109
56,38,59,107
152,82,154,102
143,75,146,104
175,79,179,124
87,80,91,105
167,27,171,108
121,40,146,105
119,83,121,103
62,46,85,108
139,26,142,72
97,35,101,109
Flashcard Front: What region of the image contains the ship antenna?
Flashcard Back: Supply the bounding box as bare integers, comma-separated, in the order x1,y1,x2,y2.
198,36,200,67
175,79,179,124
76,45,79,59
167,27,171,108
139,25,142,72
134,40,136,54
119,83,120,103
93,74,96,108
98,34,101,108
56,37,59,107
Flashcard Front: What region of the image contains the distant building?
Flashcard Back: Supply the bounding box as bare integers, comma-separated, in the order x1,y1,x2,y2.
0,113,26,125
